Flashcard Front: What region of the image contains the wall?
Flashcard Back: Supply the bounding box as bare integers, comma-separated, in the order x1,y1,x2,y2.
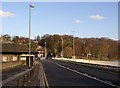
2,54,22,70
2,61,22,70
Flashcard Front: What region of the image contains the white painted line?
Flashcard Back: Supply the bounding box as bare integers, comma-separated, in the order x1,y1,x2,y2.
39,62,49,88
55,63,120,88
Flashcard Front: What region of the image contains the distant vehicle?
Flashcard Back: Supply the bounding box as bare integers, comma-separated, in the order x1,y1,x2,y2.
37,57,41,60
52,53,56,59
45,55,52,59
46,52,52,59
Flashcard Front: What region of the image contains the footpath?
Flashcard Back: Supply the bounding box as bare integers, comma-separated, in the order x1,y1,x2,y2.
55,58,120,67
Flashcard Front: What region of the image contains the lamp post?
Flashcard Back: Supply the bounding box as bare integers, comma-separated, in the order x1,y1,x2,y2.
45,42,47,58
61,37,63,58
72,31,75,61
28,5,34,68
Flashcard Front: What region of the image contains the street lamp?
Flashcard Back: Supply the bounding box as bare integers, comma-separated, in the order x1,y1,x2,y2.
61,37,63,58
72,31,75,61
45,42,47,58
28,5,34,69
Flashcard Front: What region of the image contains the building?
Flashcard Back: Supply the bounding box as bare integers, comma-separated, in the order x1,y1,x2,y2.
1,51,38,70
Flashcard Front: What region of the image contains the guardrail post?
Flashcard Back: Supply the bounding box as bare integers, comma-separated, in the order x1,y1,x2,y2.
28,73,31,82
26,74,29,83
24,75,27,86
17,78,20,87
22,75,25,86
30,70,32,79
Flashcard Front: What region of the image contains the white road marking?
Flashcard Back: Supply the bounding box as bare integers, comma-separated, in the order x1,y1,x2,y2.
55,63,120,88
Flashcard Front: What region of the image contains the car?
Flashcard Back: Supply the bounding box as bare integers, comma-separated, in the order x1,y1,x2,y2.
46,52,52,59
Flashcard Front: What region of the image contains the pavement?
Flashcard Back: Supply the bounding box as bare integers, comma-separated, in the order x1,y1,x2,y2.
55,58,120,67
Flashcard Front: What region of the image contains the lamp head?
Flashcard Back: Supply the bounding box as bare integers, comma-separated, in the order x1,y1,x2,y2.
30,5,34,8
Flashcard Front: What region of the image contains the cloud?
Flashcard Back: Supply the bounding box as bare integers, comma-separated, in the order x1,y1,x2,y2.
90,14,105,20
0,10,15,18
75,19,83,24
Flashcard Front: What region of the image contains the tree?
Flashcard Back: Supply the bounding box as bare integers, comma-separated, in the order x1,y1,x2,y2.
64,47,72,58
74,38,82,58
38,34,118,60
12,36,19,42
2,34,11,42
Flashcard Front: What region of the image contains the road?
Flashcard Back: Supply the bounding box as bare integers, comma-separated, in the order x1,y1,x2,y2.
41,59,120,88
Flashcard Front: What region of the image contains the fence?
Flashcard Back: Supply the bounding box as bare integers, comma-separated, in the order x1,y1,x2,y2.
1,60,49,88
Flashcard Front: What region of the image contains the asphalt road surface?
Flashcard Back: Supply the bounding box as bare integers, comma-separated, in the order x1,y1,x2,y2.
41,59,120,88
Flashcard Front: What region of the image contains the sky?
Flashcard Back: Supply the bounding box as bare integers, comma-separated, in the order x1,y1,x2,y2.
0,1,118,40
1,0,120,2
